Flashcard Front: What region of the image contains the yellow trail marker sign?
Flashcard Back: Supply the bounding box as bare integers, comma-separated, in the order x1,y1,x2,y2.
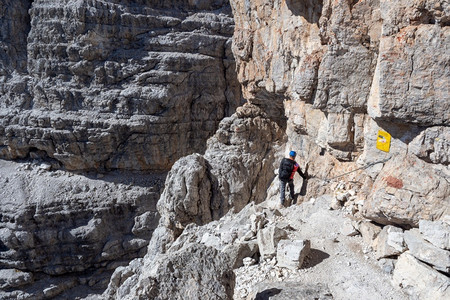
376,130,391,152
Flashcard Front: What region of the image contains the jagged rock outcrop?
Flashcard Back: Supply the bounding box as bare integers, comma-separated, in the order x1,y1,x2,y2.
0,0,242,171
104,101,283,298
393,251,450,300
0,159,163,299
112,243,235,300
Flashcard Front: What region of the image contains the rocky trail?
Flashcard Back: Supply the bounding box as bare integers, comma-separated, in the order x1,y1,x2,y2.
233,196,408,300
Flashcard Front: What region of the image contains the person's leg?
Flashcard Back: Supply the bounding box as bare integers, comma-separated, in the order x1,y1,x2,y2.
288,179,295,199
279,180,287,205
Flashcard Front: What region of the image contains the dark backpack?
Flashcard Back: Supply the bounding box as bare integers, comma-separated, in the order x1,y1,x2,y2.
278,158,295,181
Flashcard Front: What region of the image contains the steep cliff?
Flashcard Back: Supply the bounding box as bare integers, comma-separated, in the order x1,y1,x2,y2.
0,0,449,299
230,0,449,226
0,0,242,171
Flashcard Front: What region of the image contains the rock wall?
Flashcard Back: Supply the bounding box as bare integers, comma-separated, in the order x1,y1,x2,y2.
0,0,242,171
0,159,164,299
0,0,244,298
229,0,450,226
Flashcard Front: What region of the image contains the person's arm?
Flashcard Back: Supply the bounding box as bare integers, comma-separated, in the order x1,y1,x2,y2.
297,165,306,179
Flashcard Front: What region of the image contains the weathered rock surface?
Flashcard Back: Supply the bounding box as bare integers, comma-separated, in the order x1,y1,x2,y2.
419,218,450,250
363,153,450,226
404,228,450,273
276,239,311,270
120,243,235,300
375,225,407,259
257,225,288,260
0,159,163,299
0,0,242,171
230,0,450,227
393,251,450,300
1,0,449,299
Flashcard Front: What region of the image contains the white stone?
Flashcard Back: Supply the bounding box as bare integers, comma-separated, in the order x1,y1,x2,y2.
393,252,450,300
375,225,406,259
257,225,287,259
419,219,450,250
276,239,311,270
404,229,450,273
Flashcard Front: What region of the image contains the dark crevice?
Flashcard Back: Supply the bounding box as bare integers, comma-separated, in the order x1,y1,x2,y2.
286,0,323,25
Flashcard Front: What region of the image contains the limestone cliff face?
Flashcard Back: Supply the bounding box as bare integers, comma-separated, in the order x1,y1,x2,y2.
0,0,449,299
0,0,242,171
230,0,449,226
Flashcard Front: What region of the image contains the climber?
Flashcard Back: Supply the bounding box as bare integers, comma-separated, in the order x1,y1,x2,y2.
278,150,306,207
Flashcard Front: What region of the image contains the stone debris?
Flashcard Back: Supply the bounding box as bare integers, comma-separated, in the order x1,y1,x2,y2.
243,257,256,268
0,269,34,290
357,220,382,247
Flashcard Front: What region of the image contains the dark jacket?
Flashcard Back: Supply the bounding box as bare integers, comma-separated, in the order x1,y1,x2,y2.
278,158,306,181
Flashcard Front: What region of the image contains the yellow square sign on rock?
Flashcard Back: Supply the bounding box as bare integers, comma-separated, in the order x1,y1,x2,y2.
376,130,391,152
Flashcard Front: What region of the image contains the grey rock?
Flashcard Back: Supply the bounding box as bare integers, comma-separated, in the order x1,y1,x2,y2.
257,225,288,260
403,228,450,273
419,218,450,250
0,269,33,289
0,0,241,172
223,241,259,269
340,219,359,237
157,153,212,236
393,252,450,300
120,243,235,300
375,225,406,259
358,220,382,247
377,258,396,275
363,153,450,227
276,239,311,270
369,23,449,125
0,159,162,297
409,127,450,165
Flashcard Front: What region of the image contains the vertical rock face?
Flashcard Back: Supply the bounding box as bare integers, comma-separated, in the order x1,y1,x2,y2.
0,0,242,171
230,0,449,224
0,0,243,298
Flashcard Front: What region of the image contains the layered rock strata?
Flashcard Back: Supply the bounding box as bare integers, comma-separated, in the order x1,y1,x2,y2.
0,159,164,299
0,0,242,171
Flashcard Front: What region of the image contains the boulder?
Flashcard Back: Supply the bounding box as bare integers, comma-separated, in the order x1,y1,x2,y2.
157,154,212,235
257,225,288,260
375,225,407,259
409,127,450,165
393,252,450,300
363,154,450,227
403,229,450,273
419,219,450,250
222,241,259,269
358,220,382,247
120,243,235,300
276,239,311,270
340,219,359,237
